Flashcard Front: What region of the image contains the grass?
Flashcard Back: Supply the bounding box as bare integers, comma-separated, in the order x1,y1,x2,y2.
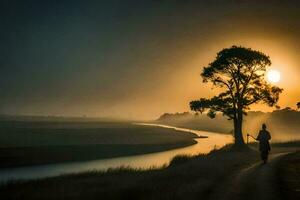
271,140,300,147
0,144,261,200
169,154,194,166
248,140,300,152
1,142,299,200
1,120,298,199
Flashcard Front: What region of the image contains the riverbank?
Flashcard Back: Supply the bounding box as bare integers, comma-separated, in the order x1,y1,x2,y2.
0,141,197,168
0,121,199,168
0,145,258,199
1,143,298,200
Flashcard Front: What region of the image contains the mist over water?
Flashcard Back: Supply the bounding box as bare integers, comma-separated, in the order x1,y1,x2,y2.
157,109,300,142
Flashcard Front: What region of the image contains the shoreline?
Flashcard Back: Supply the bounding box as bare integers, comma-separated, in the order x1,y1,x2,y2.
0,140,198,169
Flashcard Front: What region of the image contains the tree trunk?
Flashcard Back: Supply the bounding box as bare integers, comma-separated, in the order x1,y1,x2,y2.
233,109,245,146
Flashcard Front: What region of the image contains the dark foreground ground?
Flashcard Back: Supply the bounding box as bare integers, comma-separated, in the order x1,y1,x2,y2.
277,151,300,200
0,142,299,200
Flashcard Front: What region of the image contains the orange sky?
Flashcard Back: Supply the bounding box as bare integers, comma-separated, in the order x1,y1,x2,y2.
1,1,299,120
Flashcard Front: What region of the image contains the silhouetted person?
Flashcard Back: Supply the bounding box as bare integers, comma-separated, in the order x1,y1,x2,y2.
256,124,271,164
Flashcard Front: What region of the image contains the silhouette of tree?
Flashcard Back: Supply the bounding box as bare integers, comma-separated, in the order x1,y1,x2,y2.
297,102,300,110
190,46,283,146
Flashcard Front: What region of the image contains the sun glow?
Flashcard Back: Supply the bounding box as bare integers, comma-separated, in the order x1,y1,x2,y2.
267,70,281,83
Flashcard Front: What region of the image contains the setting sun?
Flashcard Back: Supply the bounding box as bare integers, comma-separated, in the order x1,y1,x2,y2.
267,70,281,83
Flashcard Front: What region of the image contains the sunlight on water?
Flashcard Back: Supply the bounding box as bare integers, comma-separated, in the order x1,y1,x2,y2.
0,123,233,183
134,123,233,155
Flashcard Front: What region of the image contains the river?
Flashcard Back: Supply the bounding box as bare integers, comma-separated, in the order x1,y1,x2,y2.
0,123,233,183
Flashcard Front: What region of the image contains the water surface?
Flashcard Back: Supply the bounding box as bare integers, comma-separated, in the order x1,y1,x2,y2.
0,123,233,183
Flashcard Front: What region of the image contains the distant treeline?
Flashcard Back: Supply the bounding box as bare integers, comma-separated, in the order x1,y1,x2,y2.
157,108,300,141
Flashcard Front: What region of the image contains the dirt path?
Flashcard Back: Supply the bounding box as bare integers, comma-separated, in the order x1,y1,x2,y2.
206,151,291,200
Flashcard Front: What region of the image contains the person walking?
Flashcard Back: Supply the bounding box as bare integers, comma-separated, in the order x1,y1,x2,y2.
256,123,271,164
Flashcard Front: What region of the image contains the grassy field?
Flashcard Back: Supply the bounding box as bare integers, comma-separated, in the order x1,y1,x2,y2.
1,141,299,200
1,144,299,200
0,145,260,200
0,121,198,167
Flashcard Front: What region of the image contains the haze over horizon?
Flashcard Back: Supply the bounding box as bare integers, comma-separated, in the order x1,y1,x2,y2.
1,0,300,120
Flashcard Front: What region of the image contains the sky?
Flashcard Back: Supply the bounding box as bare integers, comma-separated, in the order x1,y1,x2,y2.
1,0,300,120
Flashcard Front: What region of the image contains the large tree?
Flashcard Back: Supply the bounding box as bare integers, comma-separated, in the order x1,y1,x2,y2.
190,46,283,146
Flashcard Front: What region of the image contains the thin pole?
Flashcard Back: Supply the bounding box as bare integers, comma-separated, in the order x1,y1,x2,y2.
247,134,249,144
247,134,256,144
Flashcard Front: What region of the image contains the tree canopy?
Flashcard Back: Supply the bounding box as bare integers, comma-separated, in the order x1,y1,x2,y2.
190,46,283,145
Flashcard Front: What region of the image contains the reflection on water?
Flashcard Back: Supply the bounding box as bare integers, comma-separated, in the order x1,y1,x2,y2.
0,123,233,183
